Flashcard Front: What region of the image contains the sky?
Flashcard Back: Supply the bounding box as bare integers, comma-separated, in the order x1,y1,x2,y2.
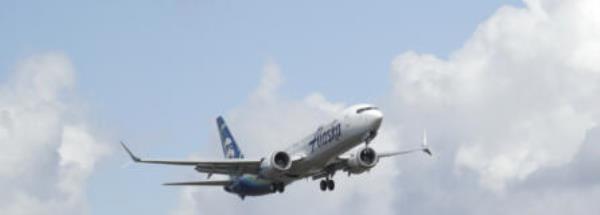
1,0,600,214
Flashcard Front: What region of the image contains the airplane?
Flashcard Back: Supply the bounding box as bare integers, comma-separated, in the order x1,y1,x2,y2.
121,104,431,199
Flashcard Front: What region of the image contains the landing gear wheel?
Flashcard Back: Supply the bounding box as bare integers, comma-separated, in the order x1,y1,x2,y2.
320,180,327,191
273,183,285,193
327,180,335,191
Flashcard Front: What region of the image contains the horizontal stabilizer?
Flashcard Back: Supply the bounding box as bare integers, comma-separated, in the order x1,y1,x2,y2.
163,180,232,186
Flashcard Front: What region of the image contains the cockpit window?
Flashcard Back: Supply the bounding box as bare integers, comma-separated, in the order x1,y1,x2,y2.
356,106,378,114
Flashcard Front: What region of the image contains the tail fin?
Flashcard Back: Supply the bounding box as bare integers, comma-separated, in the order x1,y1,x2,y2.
216,116,244,159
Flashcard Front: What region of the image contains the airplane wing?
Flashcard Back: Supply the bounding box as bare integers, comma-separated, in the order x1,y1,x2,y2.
381,130,432,158
121,142,262,175
379,147,431,158
163,180,232,186
312,147,430,180
311,131,431,180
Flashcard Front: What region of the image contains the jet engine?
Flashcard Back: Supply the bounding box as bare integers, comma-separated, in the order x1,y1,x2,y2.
259,151,292,178
347,147,379,174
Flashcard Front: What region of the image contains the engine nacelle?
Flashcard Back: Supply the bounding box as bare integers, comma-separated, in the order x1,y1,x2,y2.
347,147,379,174
259,151,292,178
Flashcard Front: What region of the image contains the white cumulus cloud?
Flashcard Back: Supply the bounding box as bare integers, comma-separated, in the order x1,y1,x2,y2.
0,53,108,215
390,0,600,191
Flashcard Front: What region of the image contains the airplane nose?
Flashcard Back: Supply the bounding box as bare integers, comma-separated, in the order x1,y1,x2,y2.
369,110,383,128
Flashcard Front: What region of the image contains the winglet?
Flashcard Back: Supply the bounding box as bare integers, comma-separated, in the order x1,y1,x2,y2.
120,141,142,162
421,130,432,156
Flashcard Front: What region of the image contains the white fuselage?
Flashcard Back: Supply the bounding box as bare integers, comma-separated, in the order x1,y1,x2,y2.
281,104,383,182
225,104,383,196
122,104,388,198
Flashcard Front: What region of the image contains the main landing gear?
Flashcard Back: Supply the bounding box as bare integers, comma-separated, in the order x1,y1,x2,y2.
319,179,335,191
272,182,285,193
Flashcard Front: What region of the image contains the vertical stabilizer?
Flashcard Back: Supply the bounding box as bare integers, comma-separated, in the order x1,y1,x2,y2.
216,116,244,159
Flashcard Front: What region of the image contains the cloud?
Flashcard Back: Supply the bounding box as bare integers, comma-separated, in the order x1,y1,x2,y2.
390,0,600,191
249,59,283,104
0,53,108,215
382,0,600,214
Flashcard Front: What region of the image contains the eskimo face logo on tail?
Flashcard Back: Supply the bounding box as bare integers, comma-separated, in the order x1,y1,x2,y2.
217,117,243,159
223,137,236,158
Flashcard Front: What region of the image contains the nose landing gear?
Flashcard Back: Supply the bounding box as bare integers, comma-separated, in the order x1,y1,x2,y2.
363,130,377,146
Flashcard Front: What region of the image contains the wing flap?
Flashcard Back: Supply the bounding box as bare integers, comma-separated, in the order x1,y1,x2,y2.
195,161,261,175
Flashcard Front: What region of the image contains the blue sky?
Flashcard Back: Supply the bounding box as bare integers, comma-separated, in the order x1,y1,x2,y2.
12,0,600,215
